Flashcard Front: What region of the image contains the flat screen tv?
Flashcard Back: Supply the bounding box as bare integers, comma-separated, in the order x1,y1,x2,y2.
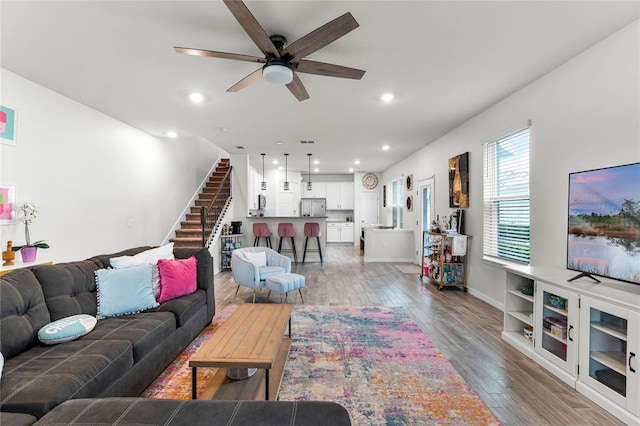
567,162,640,284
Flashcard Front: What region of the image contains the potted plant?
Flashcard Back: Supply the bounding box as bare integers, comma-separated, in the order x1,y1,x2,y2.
11,202,49,262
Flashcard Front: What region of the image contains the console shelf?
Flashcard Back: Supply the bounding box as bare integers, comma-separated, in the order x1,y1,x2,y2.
501,265,640,425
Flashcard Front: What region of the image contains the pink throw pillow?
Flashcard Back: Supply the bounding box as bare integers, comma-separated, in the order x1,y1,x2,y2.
157,256,198,303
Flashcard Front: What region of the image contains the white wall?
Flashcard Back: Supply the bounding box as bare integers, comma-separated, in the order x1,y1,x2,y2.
0,69,225,263
381,20,640,307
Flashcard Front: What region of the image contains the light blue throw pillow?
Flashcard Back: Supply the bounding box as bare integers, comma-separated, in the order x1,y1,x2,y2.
38,314,97,345
95,264,158,319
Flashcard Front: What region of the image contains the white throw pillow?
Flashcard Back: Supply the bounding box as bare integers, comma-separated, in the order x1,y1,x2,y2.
244,251,267,267
109,243,174,299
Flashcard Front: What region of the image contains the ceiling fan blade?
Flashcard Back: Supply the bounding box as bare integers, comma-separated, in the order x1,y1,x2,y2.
281,12,359,60
223,0,280,57
286,73,310,102
296,59,365,80
227,68,263,92
174,47,266,64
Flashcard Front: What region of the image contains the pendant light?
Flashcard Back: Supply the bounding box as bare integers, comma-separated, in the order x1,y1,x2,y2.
307,153,313,191
283,153,289,191
260,153,267,190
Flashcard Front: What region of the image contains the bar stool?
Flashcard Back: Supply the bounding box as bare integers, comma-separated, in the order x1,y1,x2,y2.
252,223,272,248
277,223,298,264
303,222,323,265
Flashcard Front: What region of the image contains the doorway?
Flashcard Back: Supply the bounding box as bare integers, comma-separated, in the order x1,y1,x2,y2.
416,177,434,263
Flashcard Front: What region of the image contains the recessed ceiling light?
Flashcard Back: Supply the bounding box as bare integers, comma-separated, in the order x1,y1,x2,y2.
382,145,390,151
272,160,279,165
354,160,360,165
276,141,283,145
167,131,177,138
313,160,319,165
380,93,394,102
189,92,205,103
349,168,354,173
278,166,283,171
314,167,319,172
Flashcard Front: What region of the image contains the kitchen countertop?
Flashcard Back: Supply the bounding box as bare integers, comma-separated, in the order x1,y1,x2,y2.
246,216,328,219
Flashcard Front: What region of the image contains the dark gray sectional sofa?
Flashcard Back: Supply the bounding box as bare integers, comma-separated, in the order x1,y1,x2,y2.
0,246,351,425
0,246,215,418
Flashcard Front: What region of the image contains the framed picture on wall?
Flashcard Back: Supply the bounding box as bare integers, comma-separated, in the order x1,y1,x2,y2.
0,105,18,147
0,185,16,223
449,152,469,208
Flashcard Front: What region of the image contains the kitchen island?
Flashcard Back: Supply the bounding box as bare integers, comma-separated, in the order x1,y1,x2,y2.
245,216,327,263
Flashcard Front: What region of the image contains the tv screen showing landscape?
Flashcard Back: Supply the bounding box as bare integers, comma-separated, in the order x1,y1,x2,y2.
567,162,640,284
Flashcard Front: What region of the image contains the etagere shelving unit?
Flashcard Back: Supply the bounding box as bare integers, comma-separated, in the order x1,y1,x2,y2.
420,231,468,291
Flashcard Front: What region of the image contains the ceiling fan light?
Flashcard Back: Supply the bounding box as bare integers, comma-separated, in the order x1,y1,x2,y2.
263,65,293,85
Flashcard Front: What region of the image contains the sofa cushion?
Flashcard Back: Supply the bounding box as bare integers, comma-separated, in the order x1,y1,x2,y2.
0,269,51,358
95,265,158,319
153,289,206,328
0,340,133,418
157,256,197,303
0,411,37,426
37,314,97,345
87,246,153,269
109,243,175,299
79,312,175,362
31,260,101,321
35,398,352,426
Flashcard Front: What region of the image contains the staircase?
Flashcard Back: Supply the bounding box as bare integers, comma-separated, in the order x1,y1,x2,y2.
170,158,232,250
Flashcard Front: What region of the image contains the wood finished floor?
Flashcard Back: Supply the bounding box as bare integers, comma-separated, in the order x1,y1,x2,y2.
214,245,623,426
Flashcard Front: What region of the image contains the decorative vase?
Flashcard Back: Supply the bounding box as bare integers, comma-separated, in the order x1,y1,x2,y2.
2,241,15,266
20,247,38,263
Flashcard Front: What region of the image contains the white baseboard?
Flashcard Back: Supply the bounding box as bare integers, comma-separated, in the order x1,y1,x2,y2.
467,287,503,311
364,257,414,263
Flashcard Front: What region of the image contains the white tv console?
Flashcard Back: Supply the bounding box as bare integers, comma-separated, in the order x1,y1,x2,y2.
502,264,640,425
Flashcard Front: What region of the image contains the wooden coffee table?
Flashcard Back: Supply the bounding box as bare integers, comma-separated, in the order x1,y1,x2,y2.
189,303,293,401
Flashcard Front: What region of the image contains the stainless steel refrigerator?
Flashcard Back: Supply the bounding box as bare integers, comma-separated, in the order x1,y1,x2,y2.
300,198,326,217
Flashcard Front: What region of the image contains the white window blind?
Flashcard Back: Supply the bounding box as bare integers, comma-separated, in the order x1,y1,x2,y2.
483,128,530,264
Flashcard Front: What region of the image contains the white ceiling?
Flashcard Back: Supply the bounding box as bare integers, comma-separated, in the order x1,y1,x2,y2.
1,1,638,175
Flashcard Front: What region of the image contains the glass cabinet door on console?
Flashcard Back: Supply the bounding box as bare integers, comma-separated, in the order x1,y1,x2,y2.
579,296,639,416
534,282,579,381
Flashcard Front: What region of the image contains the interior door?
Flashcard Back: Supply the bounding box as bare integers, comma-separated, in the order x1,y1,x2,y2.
416,177,434,263
360,191,378,225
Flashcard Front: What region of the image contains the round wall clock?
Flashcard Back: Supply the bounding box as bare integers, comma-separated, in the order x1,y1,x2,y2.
362,173,378,189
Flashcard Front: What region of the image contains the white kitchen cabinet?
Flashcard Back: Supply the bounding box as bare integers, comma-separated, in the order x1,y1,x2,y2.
534,281,579,386
340,223,354,242
327,222,354,243
327,223,340,242
578,296,639,417
326,182,354,210
302,182,327,199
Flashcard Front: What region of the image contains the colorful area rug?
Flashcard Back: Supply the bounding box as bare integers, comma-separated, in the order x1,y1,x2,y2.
142,305,500,425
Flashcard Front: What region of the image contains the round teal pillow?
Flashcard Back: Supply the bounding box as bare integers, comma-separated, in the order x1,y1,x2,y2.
38,314,97,345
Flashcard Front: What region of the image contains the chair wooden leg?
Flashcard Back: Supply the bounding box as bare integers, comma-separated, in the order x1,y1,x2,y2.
279,294,283,303
285,292,289,302
298,288,305,304
235,285,240,296
266,290,271,302
252,290,256,303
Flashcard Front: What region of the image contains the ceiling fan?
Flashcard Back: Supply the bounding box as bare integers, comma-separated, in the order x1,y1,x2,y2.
174,0,365,101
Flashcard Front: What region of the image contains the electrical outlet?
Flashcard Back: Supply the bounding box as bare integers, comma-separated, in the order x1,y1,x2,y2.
127,219,134,228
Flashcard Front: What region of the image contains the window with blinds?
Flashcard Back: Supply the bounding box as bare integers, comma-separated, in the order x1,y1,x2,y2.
483,128,530,264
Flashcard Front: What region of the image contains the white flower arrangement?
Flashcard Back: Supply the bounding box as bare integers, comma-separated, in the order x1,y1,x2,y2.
12,202,49,251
